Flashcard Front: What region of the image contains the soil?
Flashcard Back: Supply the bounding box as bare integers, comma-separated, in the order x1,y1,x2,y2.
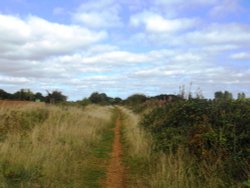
105,112,125,188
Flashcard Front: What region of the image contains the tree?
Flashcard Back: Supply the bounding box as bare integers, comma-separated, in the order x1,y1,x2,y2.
89,92,110,104
13,89,35,101
214,91,223,100
46,90,67,104
178,85,186,99
224,91,233,100
237,92,246,100
195,87,204,99
113,97,122,104
126,94,147,105
214,91,233,101
0,89,11,100
34,92,45,102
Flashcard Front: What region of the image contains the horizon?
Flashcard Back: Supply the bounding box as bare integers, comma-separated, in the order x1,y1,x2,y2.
0,87,247,101
0,0,250,100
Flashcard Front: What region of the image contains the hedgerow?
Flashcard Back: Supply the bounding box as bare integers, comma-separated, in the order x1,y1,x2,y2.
141,99,250,182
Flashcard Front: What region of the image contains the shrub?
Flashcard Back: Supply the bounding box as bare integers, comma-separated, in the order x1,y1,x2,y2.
141,99,250,182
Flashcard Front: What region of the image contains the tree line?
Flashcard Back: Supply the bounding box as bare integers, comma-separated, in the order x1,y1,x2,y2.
0,88,248,105
0,89,67,104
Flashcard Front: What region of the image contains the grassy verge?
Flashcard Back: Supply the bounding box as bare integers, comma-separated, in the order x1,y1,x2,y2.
0,105,116,187
120,107,152,188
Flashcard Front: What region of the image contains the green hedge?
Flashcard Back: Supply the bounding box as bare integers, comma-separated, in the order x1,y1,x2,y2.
141,99,250,181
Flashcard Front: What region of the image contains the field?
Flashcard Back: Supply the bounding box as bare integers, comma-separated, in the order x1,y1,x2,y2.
0,100,45,107
0,104,115,187
0,100,249,187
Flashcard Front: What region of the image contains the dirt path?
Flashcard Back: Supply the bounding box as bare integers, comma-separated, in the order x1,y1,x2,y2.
105,112,125,188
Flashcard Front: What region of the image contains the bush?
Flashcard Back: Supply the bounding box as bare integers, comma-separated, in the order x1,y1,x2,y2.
141,99,250,182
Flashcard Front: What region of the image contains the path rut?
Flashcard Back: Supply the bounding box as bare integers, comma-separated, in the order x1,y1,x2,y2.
105,112,125,188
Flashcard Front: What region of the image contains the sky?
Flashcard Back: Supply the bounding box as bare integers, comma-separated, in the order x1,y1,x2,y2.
0,0,250,100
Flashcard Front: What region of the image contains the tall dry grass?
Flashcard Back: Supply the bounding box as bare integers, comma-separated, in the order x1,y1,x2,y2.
120,107,152,160
148,149,230,188
121,107,240,188
120,107,152,187
0,104,113,187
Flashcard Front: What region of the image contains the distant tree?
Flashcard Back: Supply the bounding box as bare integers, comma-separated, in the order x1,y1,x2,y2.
152,94,182,102
224,91,233,100
77,98,91,106
178,85,186,99
195,87,204,99
188,82,193,100
113,97,122,104
89,92,110,104
0,89,11,100
214,91,233,101
34,92,45,102
13,89,35,101
126,94,147,105
214,91,223,100
46,90,67,104
237,92,246,100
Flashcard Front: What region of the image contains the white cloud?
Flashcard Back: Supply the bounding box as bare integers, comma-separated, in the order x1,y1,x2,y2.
128,20,250,48
73,12,122,29
230,52,250,60
151,0,243,21
0,13,110,97
202,45,239,53
0,14,107,61
78,51,151,65
0,75,30,84
152,0,219,14
0,14,30,43
1,42,249,99
185,23,250,45
130,12,196,33
72,0,122,29
131,51,250,95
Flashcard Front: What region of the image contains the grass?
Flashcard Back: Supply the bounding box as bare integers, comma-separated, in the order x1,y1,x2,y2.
120,107,152,187
0,104,115,187
1,103,246,187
